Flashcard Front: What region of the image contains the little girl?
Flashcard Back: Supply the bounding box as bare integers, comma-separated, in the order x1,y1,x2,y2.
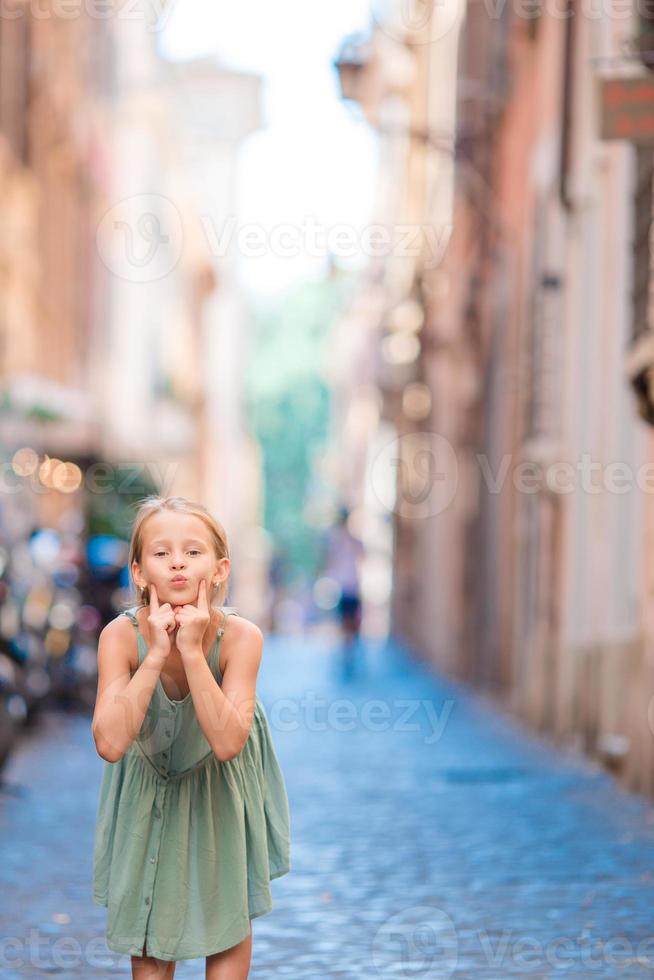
91,495,292,979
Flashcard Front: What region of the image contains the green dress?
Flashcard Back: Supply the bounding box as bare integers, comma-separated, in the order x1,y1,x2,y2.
92,606,292,962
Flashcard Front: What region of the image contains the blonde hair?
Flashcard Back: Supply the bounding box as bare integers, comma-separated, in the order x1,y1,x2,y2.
127,495,230,610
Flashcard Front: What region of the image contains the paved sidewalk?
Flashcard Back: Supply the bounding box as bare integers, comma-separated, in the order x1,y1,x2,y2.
1,631,654,977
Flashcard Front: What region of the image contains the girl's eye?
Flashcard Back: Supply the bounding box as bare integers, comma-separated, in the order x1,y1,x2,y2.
153,550,201,557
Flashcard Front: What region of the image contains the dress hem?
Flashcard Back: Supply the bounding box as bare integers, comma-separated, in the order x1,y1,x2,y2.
93,862,291,961
105,916,257,962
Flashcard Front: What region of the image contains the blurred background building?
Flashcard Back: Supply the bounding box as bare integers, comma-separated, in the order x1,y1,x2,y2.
0,0,654,801
334,0,654,797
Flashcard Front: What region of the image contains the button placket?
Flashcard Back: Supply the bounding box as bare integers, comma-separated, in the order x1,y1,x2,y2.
158,706,176,778
129,609,181,947
143,784,167,915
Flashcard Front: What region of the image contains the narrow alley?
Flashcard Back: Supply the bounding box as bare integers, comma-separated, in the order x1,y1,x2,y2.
2,633,654,978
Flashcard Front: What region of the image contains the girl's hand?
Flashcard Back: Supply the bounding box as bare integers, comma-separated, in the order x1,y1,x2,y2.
146,583,177,659
174,579,211,656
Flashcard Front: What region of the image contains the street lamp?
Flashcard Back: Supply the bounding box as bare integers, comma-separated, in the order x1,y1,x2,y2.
333,32,372,104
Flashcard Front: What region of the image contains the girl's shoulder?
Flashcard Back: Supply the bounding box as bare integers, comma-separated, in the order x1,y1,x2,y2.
216,609,264,675
218,608,261,638
97,609,141,673
104,606,139,633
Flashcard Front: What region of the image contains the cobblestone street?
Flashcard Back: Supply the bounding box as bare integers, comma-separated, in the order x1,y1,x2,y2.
2,633,654,978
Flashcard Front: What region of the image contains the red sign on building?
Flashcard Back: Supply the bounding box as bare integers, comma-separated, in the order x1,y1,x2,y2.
600,77,654,142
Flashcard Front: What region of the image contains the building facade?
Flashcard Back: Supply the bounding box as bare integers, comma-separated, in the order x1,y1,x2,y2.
336,0,654,796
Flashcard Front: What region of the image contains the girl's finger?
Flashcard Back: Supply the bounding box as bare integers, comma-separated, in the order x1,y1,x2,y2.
150,583,159,612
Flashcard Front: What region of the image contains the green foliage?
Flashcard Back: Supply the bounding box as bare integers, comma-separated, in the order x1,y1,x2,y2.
245,270,355,588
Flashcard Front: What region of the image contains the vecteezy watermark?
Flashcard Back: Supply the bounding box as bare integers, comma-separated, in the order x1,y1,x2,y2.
94,196,453,281
485,0,654,21
369,435,654,519
95,687,456,761
201,214,453,270
370,909,654,976
473,925,654,970
0,0,176,32
369,0,649,48
372,905,459,977
0,929,131,971
267,693,454,743
0,928,204,972
0,459,181,496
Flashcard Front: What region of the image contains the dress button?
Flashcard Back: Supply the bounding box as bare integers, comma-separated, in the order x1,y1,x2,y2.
150,856,155,864
145,897,150,905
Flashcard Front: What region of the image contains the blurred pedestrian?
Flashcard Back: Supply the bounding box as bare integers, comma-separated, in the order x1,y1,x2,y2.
324,506,364,680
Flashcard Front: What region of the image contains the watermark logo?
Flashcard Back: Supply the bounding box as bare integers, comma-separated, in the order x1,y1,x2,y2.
372,905,459,977
371,0,462,45
370,432,460,518
96,194,184,283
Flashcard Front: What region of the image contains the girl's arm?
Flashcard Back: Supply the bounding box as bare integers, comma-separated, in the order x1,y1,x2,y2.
181,617,263,762
91,616,165,762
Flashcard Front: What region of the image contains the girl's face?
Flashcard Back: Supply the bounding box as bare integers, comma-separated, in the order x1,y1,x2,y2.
133,511,229,606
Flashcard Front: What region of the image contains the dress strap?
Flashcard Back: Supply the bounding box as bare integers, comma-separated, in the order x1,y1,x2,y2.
121,607,146,666
213,608,239,682
121,607,139,627
216,607,239,638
